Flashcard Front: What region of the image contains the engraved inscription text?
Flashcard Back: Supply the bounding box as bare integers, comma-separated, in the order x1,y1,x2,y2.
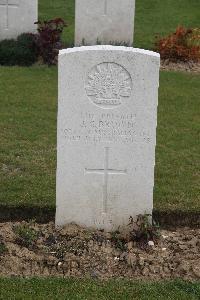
64,112,152,144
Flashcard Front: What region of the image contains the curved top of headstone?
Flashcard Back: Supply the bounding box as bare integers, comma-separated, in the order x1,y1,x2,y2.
59,45,160,59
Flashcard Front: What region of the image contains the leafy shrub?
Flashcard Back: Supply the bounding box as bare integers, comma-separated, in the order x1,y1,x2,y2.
0,18,67,66
0,236,7,256
0,39,17,66
16,33,38,65
155,26,200,62
0,33,38,66
110,230,127,251
0,243,7,256
128,214,160,248
110,214,160,251
35,18,67,65
13,222,38,249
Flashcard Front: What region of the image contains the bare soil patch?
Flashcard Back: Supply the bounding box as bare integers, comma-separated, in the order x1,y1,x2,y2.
0,222,200,281
161,59,200,73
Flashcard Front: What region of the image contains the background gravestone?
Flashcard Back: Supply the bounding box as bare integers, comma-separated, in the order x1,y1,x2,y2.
56,46,160,231
0,0,38,40
75,0,135,46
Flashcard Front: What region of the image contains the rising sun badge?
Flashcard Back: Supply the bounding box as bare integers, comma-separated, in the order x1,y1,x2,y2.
85,62,132,108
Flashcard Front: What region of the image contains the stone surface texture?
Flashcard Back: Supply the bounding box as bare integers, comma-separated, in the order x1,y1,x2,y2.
56,45,160,231
75,0,135,46
0,0,37,40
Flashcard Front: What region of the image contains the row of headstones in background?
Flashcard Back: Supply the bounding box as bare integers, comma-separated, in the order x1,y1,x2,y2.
0,0,135,46
56,46,160,231
0,0,37,40
75,0,135,46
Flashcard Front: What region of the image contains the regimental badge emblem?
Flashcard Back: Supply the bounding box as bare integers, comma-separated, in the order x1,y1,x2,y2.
85,62,132,108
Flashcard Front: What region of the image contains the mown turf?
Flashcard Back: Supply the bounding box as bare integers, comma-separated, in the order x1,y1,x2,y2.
155,71,200,212
0,278,199,300
38,0,200,49
0,67,199,212
0,67,57,208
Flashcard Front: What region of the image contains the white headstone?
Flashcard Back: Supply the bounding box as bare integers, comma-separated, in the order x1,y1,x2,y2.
56,46,160,231
0,0,37,40
75,0,135,46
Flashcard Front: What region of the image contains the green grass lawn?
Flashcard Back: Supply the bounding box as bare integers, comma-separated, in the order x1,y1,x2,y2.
0,0,200,213
0,278,199,300
38,0,200,49
0,67,199,212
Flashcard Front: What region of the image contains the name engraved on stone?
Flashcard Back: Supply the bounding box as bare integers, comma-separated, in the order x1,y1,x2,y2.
85,147,127,213
63,112,152,144
85,62,132,109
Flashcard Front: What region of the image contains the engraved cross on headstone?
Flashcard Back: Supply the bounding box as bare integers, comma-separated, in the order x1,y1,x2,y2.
0,0,19,29
85,147,127,213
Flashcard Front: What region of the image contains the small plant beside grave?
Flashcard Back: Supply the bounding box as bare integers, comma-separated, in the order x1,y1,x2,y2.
111,214,160,250
81,38,130,47
128,214,160,248
0,243,7,256
0,236,7,256
35,18,67,65
110,230,127,251
155,26,200,62
13,221,38,249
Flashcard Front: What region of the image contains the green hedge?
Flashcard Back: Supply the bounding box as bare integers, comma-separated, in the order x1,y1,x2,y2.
0,33,38,66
